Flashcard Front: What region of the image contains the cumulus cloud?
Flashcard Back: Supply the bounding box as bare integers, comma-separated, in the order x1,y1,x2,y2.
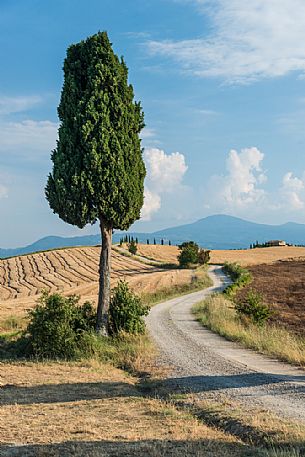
0,95,42,115
280,172,305,210
141,148,188,220
0,120,58,162
205,147,266,211
144,148,188,192
141,187,161,221
147,0,305,83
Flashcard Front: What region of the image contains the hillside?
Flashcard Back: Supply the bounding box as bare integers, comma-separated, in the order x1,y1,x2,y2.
0,246,194,325
2,214,305,258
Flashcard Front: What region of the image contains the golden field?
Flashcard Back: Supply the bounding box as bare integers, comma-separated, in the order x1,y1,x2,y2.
0,246,193,325
136,243,305,266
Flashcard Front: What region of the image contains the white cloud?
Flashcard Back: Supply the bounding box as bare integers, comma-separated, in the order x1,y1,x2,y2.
0,95,42,115
148,0,305,83
144,148,188,192
141,187,161,221
141,148,188,220
205,147,266,211
280,172,305,210
0,120,58,161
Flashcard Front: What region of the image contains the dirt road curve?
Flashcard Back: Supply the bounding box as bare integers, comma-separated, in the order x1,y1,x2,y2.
146,266,305,423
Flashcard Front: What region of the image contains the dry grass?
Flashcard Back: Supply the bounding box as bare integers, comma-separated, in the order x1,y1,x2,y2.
0,360,249,457
141,266,213,306
135,244,179,264
168,393,305,455
210,246,305,266
193,294,305,366
129,244,305,267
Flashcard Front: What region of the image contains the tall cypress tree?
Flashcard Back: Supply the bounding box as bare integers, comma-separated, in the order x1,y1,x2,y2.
45,32,145,335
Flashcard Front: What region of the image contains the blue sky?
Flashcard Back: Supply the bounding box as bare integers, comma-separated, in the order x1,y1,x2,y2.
1,0,305,247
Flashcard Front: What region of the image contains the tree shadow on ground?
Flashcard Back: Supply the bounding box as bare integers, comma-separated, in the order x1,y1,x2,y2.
1,372,304,406
0,438,257,457
147,372,305,396
0,381,138,406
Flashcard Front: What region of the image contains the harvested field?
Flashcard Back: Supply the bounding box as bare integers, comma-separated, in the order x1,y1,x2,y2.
0,361,248,457
210,246,305,266
134,244,305,267
0,247,194,324
134,243,179,264
236,260,305,337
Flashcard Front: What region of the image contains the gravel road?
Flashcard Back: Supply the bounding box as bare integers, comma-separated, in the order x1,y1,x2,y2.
146,265,305,423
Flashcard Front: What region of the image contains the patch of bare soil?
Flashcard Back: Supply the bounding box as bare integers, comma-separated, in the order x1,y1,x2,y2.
236,260,305,337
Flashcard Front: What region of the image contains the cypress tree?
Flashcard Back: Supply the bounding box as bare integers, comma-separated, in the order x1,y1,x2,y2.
45,32,145,335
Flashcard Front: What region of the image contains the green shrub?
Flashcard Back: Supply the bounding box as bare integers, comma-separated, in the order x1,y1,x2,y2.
178,241,199,267
198,249,210,265
128,239,137,255
235,289,273,326
25,292,95,359
223,262,252,297
109,280,149,335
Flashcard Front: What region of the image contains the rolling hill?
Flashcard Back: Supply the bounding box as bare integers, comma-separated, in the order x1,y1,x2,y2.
2,214,305,258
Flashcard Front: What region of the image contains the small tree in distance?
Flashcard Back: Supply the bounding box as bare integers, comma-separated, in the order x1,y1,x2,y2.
178,241,210,268
128,239,137,255
46,32,145,335
178,241,199,267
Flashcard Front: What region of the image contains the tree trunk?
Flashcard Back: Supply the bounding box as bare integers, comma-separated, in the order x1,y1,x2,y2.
96,217,112,335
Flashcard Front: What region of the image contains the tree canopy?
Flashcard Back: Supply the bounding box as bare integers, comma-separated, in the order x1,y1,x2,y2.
46,31,146,230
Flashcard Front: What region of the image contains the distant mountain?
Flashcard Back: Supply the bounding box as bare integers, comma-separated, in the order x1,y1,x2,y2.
1,214,305,258
0,234,101,259
153,215,305,249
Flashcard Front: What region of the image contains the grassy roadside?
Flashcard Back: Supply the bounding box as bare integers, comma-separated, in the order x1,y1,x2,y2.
193,261,305,367
193,294,305,366
141,265,213,306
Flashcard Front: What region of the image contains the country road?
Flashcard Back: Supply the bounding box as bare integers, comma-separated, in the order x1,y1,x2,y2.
146,265,305,423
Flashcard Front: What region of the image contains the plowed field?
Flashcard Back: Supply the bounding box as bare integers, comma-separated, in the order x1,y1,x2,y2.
236,260,305,337
0,247,193,323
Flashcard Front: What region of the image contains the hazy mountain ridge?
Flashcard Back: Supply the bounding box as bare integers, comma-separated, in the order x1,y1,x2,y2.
1,215,305,258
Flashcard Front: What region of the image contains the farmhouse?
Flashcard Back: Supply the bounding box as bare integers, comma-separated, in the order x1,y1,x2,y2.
267,240,287,247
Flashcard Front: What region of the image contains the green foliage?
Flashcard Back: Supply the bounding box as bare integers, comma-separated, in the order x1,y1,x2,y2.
179,241,199,251
109,280,149,335
25,292,95,359
235,290,273,326
45,31,146,231
128,239,137,255
198,249,210,265
178,241,199,267
223,262,252,297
